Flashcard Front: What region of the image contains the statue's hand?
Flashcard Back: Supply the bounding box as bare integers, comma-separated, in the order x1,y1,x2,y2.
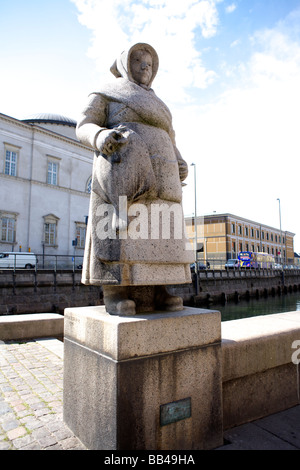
96,128,128,156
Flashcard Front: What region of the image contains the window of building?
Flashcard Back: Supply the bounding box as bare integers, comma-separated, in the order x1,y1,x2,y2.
256,229,260,238
238,225,242,235
43,214,59,246
239,242,242,252
262,231,264,240
1,215,16,243
47,161,58,185
245,227,248,236
46,155,61,186
271,234,273,241
44,223,56,245
5,150,17,176
75,223,86,249
251,228,254,237
4,144,20,176
266,233,269,240
231,223,235,234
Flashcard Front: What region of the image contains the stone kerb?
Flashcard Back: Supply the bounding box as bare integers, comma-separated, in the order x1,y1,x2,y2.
221,311,300,429
0,313,64,341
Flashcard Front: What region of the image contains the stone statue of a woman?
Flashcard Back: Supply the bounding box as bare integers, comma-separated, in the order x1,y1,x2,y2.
76,43,194,315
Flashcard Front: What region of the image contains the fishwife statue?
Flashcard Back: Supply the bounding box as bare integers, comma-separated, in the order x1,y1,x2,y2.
76,43,193,315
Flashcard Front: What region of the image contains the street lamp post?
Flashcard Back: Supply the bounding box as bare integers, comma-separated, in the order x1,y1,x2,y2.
191,163,199,295
277,198,283,265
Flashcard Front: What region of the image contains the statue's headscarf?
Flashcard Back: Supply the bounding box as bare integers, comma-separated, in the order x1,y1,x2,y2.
110,43,159,89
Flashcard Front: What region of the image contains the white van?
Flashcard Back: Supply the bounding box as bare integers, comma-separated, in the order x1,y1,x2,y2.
0,252,37,269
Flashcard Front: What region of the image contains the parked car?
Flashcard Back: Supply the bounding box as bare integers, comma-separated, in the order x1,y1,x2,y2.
190,262,210,273
224,259,240,269
0,252,37,269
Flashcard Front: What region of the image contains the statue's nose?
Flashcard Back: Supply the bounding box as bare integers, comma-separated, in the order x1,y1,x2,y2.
141,62,148,69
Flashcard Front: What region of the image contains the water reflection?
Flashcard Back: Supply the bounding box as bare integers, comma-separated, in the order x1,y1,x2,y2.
212,292,300,322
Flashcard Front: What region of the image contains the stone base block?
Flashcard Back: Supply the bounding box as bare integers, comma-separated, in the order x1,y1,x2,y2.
63,306,223,450
0,313,64,341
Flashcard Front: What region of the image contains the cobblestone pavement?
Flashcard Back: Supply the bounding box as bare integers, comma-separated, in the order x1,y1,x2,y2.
0,339,86,450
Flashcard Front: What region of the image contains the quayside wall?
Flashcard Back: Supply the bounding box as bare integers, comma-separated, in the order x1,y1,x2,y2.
172,269,300,306
0,269,300,315
0,270,103,315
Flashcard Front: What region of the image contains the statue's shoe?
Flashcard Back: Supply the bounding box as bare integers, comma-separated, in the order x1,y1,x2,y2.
115,299,136,316
103,286,136,316
155,286,183,312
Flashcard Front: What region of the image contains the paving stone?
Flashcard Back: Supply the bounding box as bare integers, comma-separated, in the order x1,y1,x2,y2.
19,442,42,450
37,435,58,448
7,426,27,440
44,443,63,450
0,402,12,415
53,426,74,441
1,418,20,432
34,408,53,418
12,434,36,449
60,436,86,450
20,417,44,431
0,440,12,450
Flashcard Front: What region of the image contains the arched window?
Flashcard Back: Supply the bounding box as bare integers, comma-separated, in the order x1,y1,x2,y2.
86,176,92,194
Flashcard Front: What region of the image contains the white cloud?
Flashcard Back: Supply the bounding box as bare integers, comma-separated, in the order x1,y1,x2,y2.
225,3,236,14
71,0,221,104
230,38,240,48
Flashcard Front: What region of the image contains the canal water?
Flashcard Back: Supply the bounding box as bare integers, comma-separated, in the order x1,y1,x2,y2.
212,291,300,322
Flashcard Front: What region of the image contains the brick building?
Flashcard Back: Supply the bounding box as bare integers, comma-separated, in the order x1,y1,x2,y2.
185,213,295,267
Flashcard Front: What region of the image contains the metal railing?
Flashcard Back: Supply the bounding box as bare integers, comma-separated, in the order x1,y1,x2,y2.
0,253,84,272
0,253,299,273
192,259,300,272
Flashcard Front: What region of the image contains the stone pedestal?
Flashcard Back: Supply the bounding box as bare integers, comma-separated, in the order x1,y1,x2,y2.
63,306,223,450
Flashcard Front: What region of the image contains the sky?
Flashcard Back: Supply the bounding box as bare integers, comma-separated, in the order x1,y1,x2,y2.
1,0,300,253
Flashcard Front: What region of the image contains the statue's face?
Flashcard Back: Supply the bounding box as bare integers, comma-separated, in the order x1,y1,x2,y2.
130,50,153,86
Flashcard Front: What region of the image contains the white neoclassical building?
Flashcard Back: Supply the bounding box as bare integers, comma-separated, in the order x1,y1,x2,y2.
0,112,94,264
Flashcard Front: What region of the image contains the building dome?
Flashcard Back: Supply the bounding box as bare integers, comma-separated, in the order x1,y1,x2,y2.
22,113,77,127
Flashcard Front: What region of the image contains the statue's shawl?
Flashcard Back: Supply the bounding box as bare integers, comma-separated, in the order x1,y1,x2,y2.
91,78,174,139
